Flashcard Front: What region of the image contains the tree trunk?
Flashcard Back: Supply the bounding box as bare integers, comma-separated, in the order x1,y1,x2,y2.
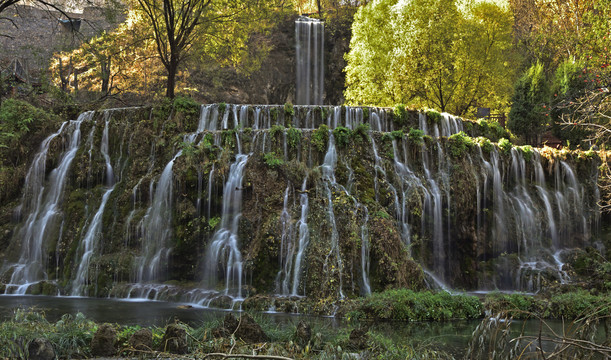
166,61,177,98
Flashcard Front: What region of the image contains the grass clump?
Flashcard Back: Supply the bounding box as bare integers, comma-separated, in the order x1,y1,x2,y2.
359,289,482,321
475,136,494,153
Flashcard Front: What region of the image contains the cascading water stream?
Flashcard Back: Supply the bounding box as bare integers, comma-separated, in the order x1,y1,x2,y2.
71,113,117,296
202,148,250,300
295,17,324,105
5,112,92,294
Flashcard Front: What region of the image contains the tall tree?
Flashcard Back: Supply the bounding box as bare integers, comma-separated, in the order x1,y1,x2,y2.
344,0,518,116
135,0,275,98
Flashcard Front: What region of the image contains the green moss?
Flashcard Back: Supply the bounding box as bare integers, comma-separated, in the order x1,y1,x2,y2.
353,123,371,142
407,128,423,144
517,145,534,162
269,124,284,140
218,102,227,113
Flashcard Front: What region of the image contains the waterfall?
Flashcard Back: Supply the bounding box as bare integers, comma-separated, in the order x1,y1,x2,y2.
202,130,250,299
295,17,324,105
71,113,117,296
5,112,92,294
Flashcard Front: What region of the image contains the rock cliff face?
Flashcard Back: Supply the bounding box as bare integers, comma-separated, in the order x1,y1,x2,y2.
0,103,601,309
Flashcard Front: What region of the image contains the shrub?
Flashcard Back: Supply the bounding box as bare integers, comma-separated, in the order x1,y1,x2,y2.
287,127,301,149
475,136,494,153
393,104,409,126
333,126,353,148
312,124,330,152
447,131,474,157
284,102,294,117
407,128,424,144
426,109,442,124
498,138,512,154
263,152,284,168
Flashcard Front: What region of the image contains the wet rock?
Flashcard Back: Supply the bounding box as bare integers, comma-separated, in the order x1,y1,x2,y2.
161,324,188,354
294,320,311,346
129,328,153,351
91,323,117,356
213,313,269,343
28,338,55,360
348,327,369,350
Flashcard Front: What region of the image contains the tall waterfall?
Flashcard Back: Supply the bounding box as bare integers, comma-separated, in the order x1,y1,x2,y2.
5,112,92,294
295,16,325,105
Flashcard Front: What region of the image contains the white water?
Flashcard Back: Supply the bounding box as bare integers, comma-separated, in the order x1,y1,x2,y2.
71,113,117,295
5,112,92,294
295,17,324,105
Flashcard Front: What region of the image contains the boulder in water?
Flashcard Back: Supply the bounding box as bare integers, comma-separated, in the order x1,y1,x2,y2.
28,338,55,360
91,323,117,356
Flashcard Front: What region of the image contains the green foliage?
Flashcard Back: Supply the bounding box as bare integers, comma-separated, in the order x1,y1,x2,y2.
284,102,294,117
426,109,442,125
0,99,60,165
498,138,513,154
517,145,534,162
393,104,409,126
475,137,494,153
286,127,301,149
550,59,592,146
180,141,199,158
0,309,97,358
263,152,283,168
312,124,330,153
508,62,549,142
391,130,404,140
407,128,424,144
208,216,221,229
269,124,284,139
360,289,482,321
345,0,517,115
447,131,474,157
173,96,199,117
218,102,227,113
333,126,353,148
353,123,371,142
374,210,391,220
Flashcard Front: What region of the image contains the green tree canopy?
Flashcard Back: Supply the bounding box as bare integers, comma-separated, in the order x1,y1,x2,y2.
344,0,518,116
507,61,549,143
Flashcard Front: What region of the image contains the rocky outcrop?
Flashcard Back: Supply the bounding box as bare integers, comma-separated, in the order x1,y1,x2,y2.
91,323,117,356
